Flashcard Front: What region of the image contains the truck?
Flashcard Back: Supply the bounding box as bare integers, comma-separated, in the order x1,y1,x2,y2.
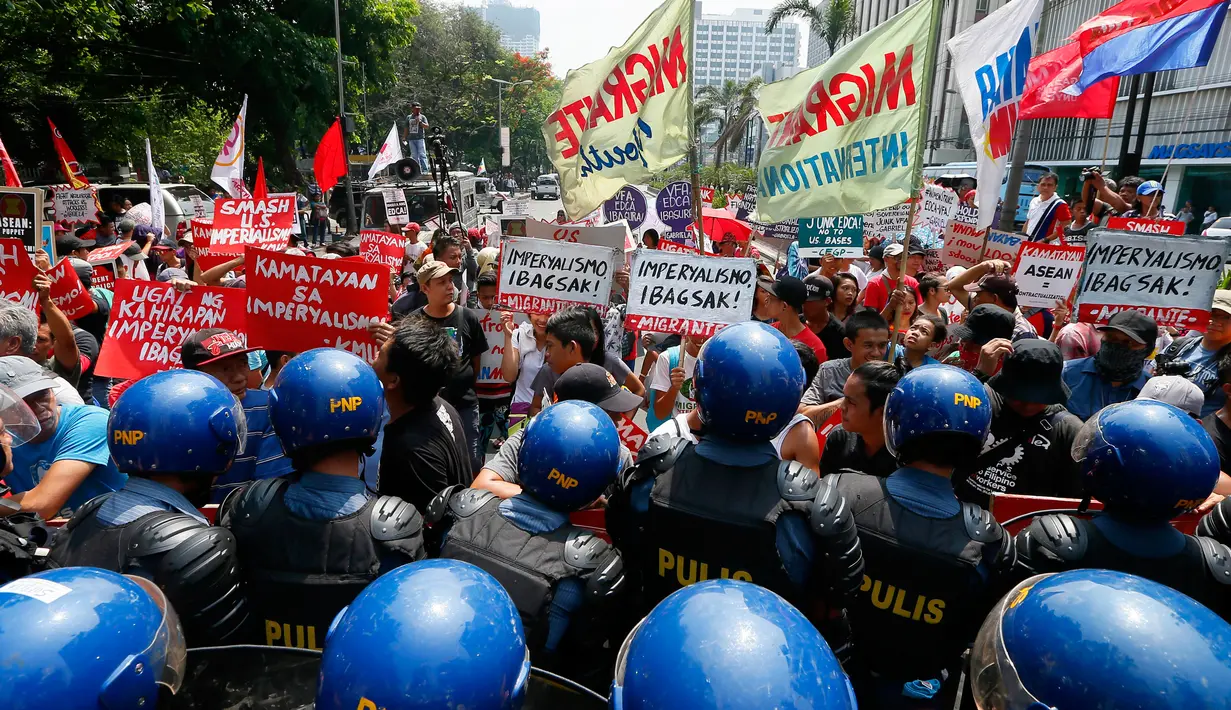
358,171,479,231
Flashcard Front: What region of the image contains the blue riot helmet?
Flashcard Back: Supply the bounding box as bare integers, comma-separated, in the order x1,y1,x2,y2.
611,579,856,710
693,322,806,443
270,347,384,456
971,568,1231,709
519,399,621,511
108,369,246,476
317,559,531,710
1072,399,1219,522
0,567,187,710
884,364,992,464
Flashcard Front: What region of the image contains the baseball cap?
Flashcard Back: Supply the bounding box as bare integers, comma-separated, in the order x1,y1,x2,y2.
882,243,904,258
151,237,178,251
0,376,41,445
907,242,927,256
988,340,1070,405
1096,310,1158,346
56,235,95,252
157,267,189,283
122,243,148,261
0,356,59,399
803,272,834,301
1137,180,1164,196
868,243,885,261
69,258,93,284
964,274,1020,309
1211,290,1231,315
177,233,194,246
417,260,459,286
949,304,1015,345
554,363,643,413
945,265,967,281
411,101,421,108
774,276,807,309
180,328,256,370
1136,376,1205,418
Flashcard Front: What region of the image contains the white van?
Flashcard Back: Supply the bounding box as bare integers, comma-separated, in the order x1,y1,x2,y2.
531,174,560,201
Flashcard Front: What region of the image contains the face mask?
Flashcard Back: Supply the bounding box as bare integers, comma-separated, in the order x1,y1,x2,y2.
1095,342,1148,381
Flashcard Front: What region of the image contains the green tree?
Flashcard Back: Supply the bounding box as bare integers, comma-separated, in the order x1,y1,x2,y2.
766,0,857,57
695,78,762,167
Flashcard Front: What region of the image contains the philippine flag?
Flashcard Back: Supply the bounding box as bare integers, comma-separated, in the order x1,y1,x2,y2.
477,158,487,176
1066,0,1228,95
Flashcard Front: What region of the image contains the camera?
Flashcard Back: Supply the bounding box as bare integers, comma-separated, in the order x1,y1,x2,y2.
1081,167,1101,182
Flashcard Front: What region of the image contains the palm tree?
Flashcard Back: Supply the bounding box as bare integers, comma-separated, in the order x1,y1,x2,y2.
695,77,763,166
766,0,858,58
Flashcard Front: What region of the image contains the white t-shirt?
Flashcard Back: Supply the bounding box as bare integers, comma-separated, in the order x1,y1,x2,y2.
405,240,426,263
511,323,545,406
119,254,150,280
770,413,811,458
647,349,698,418
648,411,812,461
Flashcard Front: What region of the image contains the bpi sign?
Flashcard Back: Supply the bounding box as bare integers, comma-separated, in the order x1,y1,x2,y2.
971,24,1035,160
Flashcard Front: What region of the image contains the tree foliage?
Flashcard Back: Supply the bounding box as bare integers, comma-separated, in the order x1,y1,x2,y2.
696,78,762,167
766,0,857,57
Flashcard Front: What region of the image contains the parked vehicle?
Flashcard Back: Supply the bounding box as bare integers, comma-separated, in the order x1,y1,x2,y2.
94,183,214,238
531,174,560,200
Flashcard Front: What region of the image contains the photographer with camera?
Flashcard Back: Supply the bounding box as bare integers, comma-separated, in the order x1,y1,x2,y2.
403,101,430,171
1076,167,1117,222
1155,291,1231,417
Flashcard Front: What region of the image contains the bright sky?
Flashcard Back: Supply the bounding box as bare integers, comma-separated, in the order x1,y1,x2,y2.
459,0,807,77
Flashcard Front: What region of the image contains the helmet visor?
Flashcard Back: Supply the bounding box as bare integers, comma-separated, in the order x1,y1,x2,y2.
124,575,188,694
0,382,41,446
1070,403,1118,463
970,575,1050,710
227,396,249,457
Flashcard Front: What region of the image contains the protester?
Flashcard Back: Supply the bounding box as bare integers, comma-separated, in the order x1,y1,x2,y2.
92,214,118,247
1137,374,1205,418
820,360,899,477
898,314,945,371
528,306,641,414
761,276,826,364
945,259,1036,340
646,331,709,429
1061,311,1156,420
943,304,1015,377
118,241,150,280
830,271,859,324
180,328,290,499
1154,290,1231,416
0,356,125,518
801,310,893,419
641,228,659,249
916,274,950,322
0,302,85,407
309,187,330,246
769,341,822,472
865,242,886,278
1124,180,1175,219
905,242,926,278
473,273,511,447
499,307,548,426
803,272,848,360
30,269,98,403
1063,199,1097,245
1025,172,1070,242
55,233,93,261
860,243,922,316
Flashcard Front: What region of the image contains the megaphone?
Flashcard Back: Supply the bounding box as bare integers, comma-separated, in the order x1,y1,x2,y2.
396,158,422,181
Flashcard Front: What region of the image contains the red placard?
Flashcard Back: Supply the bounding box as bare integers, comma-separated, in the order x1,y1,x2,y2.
359,230,405,272
91,262,116,291
1105,217,1186,235
989,493,1201,536
699,186,715,206
0,238,39,310
245,247,389,360
45,258,96,320
85,240,134,264
210,195,295,255
657,239,701,255
94,280,248,380
616,414,649,454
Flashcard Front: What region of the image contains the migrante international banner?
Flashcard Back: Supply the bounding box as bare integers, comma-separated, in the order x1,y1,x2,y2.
755,0,937,222
542,0,693,220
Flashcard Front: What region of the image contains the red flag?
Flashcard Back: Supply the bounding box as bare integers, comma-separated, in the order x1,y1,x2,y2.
1018,43,1120,120
1069,0,1225,52
47,119,89,188
313,118,347,194
0,136,20,187
253,157,268,198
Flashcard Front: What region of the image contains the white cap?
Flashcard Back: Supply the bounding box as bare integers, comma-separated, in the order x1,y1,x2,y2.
882,243,904,257
946,266,967,281
1136,375,1205,417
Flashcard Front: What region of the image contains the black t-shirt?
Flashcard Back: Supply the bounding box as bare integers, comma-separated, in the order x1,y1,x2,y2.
378,396,473,512
1202,413,1231,473
952,388,1083,507
815,317,848,361
411,305,487,408
821,425,897,477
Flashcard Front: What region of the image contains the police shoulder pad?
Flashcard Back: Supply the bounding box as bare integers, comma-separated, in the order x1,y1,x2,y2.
425,485,463,524
128,512,212,557
636,433,689,476
447,487,496,519
563,529,613,572
62,494,109,532
225,477,288,528
1029,513,1088,562
961,502,1005,543
370,495,424,542
810,477,852,536
1196,536,1231,587
777,460,820,502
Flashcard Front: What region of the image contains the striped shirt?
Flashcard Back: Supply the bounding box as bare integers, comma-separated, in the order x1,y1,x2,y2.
96,477,208,526
283,472,373,520
211,388,293,502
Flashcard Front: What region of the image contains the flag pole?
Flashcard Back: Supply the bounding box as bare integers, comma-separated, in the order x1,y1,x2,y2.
886,0,945,362
691,140,706,254
1159,79,1204,195
1098,118,1113,171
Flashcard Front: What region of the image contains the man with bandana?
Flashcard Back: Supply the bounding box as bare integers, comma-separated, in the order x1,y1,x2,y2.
1061,311,1156,420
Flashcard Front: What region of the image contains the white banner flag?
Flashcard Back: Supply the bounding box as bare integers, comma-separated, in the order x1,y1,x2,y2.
211,95,248,198
542,0,693,220
368,124,404,179
946,0,1043,230
146,139,165,235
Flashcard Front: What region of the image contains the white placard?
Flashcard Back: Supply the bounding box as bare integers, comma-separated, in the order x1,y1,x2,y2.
525,218,630,251
864,202,911,242
383,188,408,225
476,309,529,389
191,194,208,219
506,200,530,216
625,250,756,336
52,187,98,225
941,204,984,268
919,183,959,235
1012,242,1085,308
497,237,618,314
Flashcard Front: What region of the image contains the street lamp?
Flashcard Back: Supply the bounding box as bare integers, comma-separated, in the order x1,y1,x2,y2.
485,77,532,169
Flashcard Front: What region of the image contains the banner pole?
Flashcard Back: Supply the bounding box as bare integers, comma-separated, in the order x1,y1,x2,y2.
1098,118,1113,171
1159,79,1203,196
691,140,706,254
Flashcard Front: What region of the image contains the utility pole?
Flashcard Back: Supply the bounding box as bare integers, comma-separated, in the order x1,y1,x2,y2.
333,0,357,234
486,77,531,169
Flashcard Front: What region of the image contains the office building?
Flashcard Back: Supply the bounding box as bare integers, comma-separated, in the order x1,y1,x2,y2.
483,0,540,55
694,6,801,88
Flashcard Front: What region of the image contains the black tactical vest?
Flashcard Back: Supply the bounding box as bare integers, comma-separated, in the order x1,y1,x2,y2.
1021,514,1231,620
637,440,818,611
833,472,1011,682
220,478,424,650
48,494,250,646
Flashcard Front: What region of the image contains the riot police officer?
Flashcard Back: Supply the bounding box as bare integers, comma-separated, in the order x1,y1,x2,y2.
47,369,249,645
611,579,856,709
826,365,1016,708
220,348,425,650
428,399,626,686
970,568,1231,709
1015,398,1231,619
607,322,864,625
317,559,531,710
0,567,188,710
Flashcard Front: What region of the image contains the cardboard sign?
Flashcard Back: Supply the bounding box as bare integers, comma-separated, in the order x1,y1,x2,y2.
0,238,39,309
798,216,864,257
617,414,649,453
94,280,247,379
1076,230,1228,330
941,204,985,268
497,237,618,315
863,202,911,242
359,230,405,272
245,248,389,360
0,187,46,257
525,218,630,251
699,186,715,206
984,230,1025,266
52,187,99,225
625,250,755,336
190,194,208,219
919,183,959,235
505,200,530,216
91,262,116,291
657,240,700,255
500,217,528,237
382,188,408,225
1104,217,1186,235
210,195,295,254
46,258,97,320
86,240,135,265
1012,242,1085,309
475,309,528,392
601,186,648,229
